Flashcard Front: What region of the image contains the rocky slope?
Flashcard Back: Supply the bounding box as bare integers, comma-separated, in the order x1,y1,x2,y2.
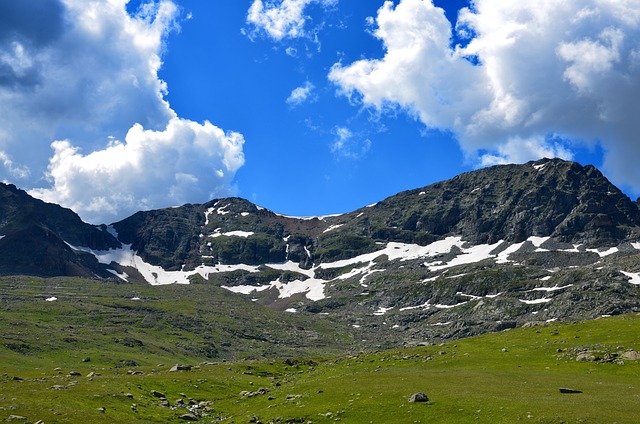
0,184,119,277
2,158,640,347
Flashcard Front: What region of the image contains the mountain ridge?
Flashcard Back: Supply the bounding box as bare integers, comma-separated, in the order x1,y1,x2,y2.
2,158,640,347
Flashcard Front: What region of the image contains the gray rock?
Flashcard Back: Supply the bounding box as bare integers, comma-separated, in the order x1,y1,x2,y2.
170,364,192,372
408,392,429,403
622,350,640,361
576,351,597,362
179,413,199,421
150,390,166,398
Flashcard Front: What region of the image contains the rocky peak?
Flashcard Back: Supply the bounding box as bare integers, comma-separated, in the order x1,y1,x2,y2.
335,158,640,248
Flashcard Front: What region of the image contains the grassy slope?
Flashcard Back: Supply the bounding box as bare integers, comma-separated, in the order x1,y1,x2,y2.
0,276,639,423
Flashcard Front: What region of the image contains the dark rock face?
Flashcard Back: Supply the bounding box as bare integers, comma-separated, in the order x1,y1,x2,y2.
0,183,119,277
338,158,640,248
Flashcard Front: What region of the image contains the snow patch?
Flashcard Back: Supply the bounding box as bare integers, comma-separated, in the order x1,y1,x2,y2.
586,247,619,257
621,271,640,285
532,284,573,292
45,297,57,302
373,306,393,316
209,230,255,238
222,285,271,295
107,269,129,281
533,163,546,171
520,298,552,304
529,236,550,247
323,224,344,233
400,301,431,311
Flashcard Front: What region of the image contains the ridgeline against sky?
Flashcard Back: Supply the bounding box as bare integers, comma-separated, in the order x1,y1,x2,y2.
0,0,639,223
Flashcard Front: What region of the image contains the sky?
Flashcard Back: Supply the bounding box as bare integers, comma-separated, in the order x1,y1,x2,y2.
1,0,639,224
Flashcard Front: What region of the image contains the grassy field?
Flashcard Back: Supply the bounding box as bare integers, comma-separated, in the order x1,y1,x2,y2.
1,276,639,423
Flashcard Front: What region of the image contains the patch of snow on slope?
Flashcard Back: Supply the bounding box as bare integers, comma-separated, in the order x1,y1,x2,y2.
587,247,619,257
427,240,503,271
272,277,327,301
533,163,546,171
373,306,393,316
436,301,469,309
399,301,431,311
216,204,231,215
209,230,255,238
68,243,260,285
204,207,215,225
532,284,573,292
266,261,315,278
45,297,57,302
495,241,525,264
621,271,640,285
323,224,344,233
222,284,271,295
529,236,550,247
273,212,342,221
520,298,552,304
107,269,128,281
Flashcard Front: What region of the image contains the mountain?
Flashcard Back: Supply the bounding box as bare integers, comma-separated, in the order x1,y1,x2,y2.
2,158,640,347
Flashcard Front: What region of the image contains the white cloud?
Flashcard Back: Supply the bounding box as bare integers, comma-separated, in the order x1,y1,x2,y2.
0,0,246,223
287,81,316,106
331,126,371,160
479,136,575,167
329,0,640,194
246,0,337,41
31,118,245,224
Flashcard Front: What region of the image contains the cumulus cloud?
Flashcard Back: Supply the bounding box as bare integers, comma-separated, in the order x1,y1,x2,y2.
286,81,316,106
246,0,337,41
0,0,246,223
329,0,640,194
31,118,245,224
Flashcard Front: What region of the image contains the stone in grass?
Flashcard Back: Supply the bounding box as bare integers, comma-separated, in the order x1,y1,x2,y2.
409,392,429,403
150,390,166,398
559,388,582,394
179,413,199,421
170,364,192,372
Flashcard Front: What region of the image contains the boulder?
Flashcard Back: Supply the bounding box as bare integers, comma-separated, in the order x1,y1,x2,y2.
576,351,598,362
150,390,166,398
622,350,640,361
170,364,192,372
408,392,429,403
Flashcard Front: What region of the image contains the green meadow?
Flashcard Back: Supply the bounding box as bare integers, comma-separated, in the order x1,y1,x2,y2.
1,277,639,423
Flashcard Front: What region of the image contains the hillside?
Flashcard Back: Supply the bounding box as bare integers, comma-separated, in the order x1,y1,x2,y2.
1,309,639,423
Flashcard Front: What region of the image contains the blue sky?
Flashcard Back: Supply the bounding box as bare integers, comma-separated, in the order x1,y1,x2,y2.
1,1,638,224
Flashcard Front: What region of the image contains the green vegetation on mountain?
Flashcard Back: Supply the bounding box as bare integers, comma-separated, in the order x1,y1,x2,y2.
1,281,639,423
